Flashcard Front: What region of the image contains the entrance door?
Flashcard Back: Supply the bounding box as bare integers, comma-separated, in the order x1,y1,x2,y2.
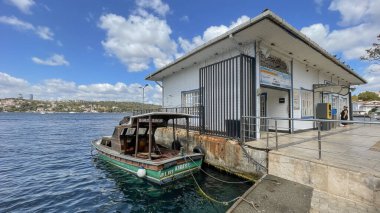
260,93,267,131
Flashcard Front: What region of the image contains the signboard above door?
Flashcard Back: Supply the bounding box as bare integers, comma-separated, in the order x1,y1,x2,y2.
260,66,291,89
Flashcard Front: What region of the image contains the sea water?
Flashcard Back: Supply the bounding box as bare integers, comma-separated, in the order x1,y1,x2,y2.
0,113,252,212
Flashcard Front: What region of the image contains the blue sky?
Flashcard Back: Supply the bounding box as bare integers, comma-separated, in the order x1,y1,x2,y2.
0,0,379,103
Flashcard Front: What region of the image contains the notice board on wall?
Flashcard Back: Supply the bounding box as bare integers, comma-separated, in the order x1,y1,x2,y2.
293,89,300,110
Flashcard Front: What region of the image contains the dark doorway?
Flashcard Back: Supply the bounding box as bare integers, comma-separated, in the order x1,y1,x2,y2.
260,93,268,132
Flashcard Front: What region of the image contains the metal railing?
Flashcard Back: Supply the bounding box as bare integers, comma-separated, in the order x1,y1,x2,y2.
241,116,380,160
132,106,201,131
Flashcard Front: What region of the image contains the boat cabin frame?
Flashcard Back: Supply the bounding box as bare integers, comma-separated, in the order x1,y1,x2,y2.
104,112,192,160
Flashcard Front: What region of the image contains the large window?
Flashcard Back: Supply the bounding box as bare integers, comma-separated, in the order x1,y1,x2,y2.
301,89,313,117
181,89,199,107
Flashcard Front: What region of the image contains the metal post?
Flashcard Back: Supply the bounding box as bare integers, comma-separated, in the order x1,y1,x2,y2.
148,115,152,160
275,120,278,150
134,118,139,157
140,84,148,112
318,121,321,160
172,120,176,141
266,132,269,149
186,117,189,153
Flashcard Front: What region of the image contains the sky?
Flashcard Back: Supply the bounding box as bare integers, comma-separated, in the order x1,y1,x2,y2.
0,0,379,104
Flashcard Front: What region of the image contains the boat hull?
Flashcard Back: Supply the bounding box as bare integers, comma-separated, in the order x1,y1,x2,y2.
93,141,203,184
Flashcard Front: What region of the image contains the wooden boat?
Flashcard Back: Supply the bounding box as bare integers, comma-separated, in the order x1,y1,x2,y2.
91,112,204,184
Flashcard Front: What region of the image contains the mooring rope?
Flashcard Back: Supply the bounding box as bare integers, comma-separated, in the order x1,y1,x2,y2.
185,155,254,184
183,155,253,206
189,171,240,206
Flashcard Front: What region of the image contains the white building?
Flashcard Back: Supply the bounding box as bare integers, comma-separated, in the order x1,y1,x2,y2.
146,10,366,139
352,101,380,115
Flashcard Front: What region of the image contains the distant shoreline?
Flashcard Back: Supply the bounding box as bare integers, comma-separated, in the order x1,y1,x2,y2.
0,98,160,113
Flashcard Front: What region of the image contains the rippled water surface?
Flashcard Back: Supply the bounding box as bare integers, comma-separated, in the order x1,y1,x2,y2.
0,113,252,212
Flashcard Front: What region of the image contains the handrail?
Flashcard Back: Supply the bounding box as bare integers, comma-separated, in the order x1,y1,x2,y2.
243,116,380,125
240,115,380,161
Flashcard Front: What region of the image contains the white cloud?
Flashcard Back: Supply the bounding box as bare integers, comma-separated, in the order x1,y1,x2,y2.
0,15,33,30
328,0,380,26
99,11,177,72
32,54,69,66
314,0,324,13
301,23,378,59
35,26,54,40
180,15,189,22
0,72,162,104
0,16,54,40
0,72,28,88
301,0,380,60
178,15,250,53
135,0,170,16
356,64,380,92
6,0,35,14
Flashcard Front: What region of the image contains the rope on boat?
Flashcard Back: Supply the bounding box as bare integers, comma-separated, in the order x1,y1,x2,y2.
185,155,254,184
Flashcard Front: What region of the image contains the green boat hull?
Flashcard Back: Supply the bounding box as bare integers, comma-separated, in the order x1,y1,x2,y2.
97,153,203,184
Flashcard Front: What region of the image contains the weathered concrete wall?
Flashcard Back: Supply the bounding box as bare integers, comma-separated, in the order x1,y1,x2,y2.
155,127,266,179
268,151,380,208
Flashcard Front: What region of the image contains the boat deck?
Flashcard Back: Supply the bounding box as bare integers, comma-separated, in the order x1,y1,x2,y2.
133,148,181,162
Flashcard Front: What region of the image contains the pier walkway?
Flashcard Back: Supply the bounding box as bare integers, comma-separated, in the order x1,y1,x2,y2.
228,174,313,212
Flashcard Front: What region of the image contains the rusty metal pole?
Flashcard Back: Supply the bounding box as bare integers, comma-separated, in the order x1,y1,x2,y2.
148,115,152,160
134,118,139,157
318,121,321,160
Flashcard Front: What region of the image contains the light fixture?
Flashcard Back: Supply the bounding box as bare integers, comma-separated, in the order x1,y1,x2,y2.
260,46,271,58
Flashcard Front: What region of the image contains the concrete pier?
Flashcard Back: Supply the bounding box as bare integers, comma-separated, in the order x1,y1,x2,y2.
241,124,380,212
228,174,313,212
156,124,380,212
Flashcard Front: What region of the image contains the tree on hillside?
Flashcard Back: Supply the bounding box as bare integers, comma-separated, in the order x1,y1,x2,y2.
358,91,380,101
361,34,380,62
352,95,358,102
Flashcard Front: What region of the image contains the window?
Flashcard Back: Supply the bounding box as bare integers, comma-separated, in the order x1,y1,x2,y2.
301,89,313,117
181,89,199,107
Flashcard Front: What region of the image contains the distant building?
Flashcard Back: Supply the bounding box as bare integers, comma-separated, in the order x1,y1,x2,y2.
352,101,380,114
18,94,23,99
29,94,33,100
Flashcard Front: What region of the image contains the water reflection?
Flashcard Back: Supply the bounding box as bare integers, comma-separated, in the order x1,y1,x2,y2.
92,155,252,213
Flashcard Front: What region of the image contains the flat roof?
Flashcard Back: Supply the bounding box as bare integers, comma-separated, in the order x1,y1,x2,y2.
146,10,366,85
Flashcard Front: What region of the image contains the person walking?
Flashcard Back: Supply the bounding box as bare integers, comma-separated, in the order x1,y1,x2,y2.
340,106,349,126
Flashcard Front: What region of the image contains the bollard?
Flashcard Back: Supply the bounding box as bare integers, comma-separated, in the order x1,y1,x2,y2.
275,120,278,150
318,121,321,160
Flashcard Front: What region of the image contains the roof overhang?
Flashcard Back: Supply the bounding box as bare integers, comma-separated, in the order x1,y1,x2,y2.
146,10,366,85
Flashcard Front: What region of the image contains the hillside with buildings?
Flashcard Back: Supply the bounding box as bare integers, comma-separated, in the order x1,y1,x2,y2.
0,98,160,113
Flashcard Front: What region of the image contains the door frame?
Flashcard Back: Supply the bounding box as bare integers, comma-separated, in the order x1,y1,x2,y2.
260,85,291,133
260,92,268,132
